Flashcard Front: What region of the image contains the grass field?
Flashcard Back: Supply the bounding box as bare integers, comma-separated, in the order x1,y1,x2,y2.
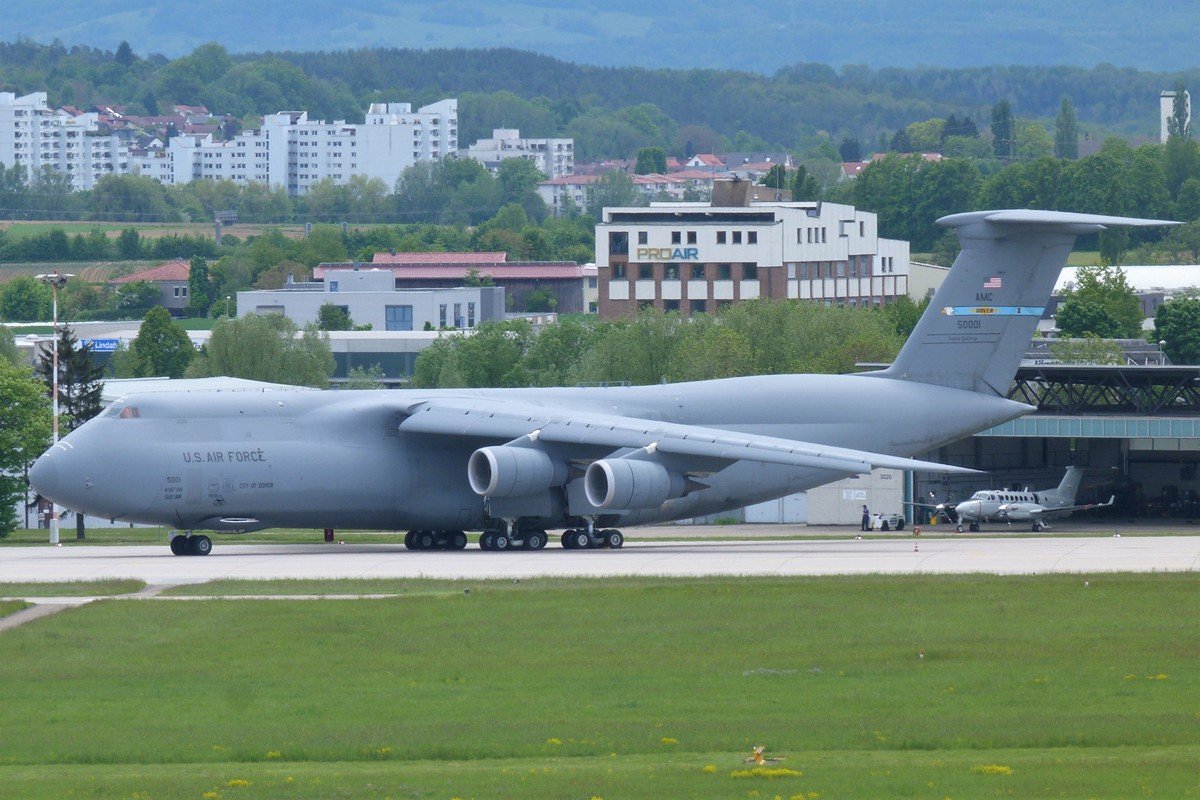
0,600,28,618
0,220,308,241
0,573,1197,798
0,579,144,597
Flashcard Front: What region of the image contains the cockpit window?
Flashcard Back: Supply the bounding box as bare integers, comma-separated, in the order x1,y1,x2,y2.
119,406,140,419
104,403,140,418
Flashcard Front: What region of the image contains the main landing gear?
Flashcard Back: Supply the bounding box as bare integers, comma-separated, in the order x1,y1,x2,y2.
561,527,624,550
404,530,469,551
955,522,981,533
478,527,548,551
169,532,212,556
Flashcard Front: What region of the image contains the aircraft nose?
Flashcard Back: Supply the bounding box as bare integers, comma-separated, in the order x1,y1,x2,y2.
28,451,59,500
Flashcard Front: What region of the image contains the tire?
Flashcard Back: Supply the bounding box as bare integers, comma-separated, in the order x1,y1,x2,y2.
896,521,904,531
190,535,212,556
418,531,436,550
1032,522,1042,532
169,535,188,556
451,531,468,550
480,532,494,551
404,531,417,550
493,533,510,551
881,521,890,532
525,531,546,550
970,522,979,533
956,524,963,533
571,530,591,550
605,529,624,549
561,530,575,549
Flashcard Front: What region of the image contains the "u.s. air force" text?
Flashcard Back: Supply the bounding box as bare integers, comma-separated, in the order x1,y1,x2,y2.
183,449,267,463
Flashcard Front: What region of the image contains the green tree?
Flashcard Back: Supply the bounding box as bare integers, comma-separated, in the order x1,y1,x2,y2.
117,228,144,259
317,302,353,331
410,320,533,388
634,146,668,175
129,306,195,378
187,256,211,315
1154,298,1200,365
0,276,52,322
114,40,137,68
1015,121,1054,161
790,165,820,201
0,325,20,367
1054,97,1079,159
1054,302,1125,338
991,99,1015,160
838,137,863,162
0,360,51,537
523,317,600,386
340,364,385,390
1057,265,1144,338
186,314,333,387
1048,336,1125,365
585,170,644,218
664,321,754,382
462,267,495,287
760,163,789,189
1168,81,1191,139
904,118,945,152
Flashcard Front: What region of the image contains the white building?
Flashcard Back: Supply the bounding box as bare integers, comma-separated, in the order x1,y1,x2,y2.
465,128,574,178
3,93,458,198
596,195,912,317
237,269,504,331
1161,89,1191,142
0,92,127,190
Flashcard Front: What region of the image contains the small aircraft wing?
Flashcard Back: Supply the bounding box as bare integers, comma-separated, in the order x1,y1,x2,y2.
398,397,980,476
1040,495,1116,515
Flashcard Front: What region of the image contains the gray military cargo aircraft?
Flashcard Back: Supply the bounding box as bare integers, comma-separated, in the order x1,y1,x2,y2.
28,210,1174,556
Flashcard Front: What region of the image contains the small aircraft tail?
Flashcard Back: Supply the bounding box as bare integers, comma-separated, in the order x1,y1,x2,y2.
1055,466,1085,504
873,211,1176,396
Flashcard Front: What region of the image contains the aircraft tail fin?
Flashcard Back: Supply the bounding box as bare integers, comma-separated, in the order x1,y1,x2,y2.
872,211,1176,396
1055,466,1085,503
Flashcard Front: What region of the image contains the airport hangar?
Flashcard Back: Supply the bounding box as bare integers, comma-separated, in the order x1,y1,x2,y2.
907,359,1200,522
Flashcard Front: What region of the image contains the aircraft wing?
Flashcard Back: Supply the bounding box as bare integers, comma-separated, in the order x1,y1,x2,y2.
1041,495,1116,515
398,397,979,476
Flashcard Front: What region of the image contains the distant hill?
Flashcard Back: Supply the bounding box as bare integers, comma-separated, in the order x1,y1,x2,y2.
4,0,1199,73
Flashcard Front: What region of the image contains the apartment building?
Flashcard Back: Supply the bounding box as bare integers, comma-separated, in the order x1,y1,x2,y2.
3,93,458,197
464,128,574,178
595,196,911,318
0,92,127,190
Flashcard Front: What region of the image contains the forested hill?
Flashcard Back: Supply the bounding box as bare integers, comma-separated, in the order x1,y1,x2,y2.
4,0,1199,73
0,40,1194,158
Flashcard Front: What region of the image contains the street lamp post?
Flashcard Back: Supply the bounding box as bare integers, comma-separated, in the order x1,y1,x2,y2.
36,270,73,545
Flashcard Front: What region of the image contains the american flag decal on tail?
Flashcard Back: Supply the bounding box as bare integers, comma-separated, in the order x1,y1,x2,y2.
983,276,1002,289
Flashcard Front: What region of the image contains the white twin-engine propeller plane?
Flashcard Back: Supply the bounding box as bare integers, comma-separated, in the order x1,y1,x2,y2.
28,210,1172,555
918,467,1115,532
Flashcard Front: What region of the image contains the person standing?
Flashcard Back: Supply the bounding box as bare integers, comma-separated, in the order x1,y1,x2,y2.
861,504,871,531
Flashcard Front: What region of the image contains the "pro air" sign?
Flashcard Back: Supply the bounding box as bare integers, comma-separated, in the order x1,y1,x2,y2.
635,247,700,261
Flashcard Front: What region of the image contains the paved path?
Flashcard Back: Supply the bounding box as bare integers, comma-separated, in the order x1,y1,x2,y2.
1,535,1198,585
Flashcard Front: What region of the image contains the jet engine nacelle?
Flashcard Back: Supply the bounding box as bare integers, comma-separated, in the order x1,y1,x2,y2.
468,445,566,498
998,502,1042,520
584,458,687,510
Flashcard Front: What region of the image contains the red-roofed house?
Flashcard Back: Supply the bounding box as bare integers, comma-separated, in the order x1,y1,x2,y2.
841,161,869,180
685,154,725,168
318,256,595,314
108,259,191,314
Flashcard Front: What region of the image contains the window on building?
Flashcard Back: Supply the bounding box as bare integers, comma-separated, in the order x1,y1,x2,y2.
639,300,655,311
588,277,597,288
859,220,865,236
748,231,757,244
691,264,705,280
329,281,339,292
717,231,727,244
692,299,707,314
671,231,682,244
385,305,414,331
613,263,627,279
743,264,758,280
822,227,827,243
439,304,447,328
638,231,648,245
686,231,697,244
664,299,680,312
836,262,846,278
732,231,742,244
609,231,628,255
664,264,679,280
467,302,476,327
453,303,463,327
717,263,731,280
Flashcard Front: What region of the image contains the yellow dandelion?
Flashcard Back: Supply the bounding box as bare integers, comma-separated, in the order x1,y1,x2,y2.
202,793,219,800
265,751,282,760
970,764,1012,776
703,765,718,774
730,767,802,779
546,737,562,745
661,737,679,745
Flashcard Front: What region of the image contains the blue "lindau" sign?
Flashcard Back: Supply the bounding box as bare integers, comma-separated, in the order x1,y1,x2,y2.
81,338,119,353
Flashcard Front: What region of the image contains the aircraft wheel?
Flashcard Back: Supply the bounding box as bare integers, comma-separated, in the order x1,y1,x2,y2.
479,532,494,551
450,531,468,550
570,530,592,550
1032,521,1042,532
969,522,980,533
955,524,963,533
169,535,188,556
524,530,546,550
604,529,624,549
896,521,904,531
493,533,511,551
189,535,212,556
404,531,417,550
561,530,576,549
418,530,436,550
881,521,890,532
